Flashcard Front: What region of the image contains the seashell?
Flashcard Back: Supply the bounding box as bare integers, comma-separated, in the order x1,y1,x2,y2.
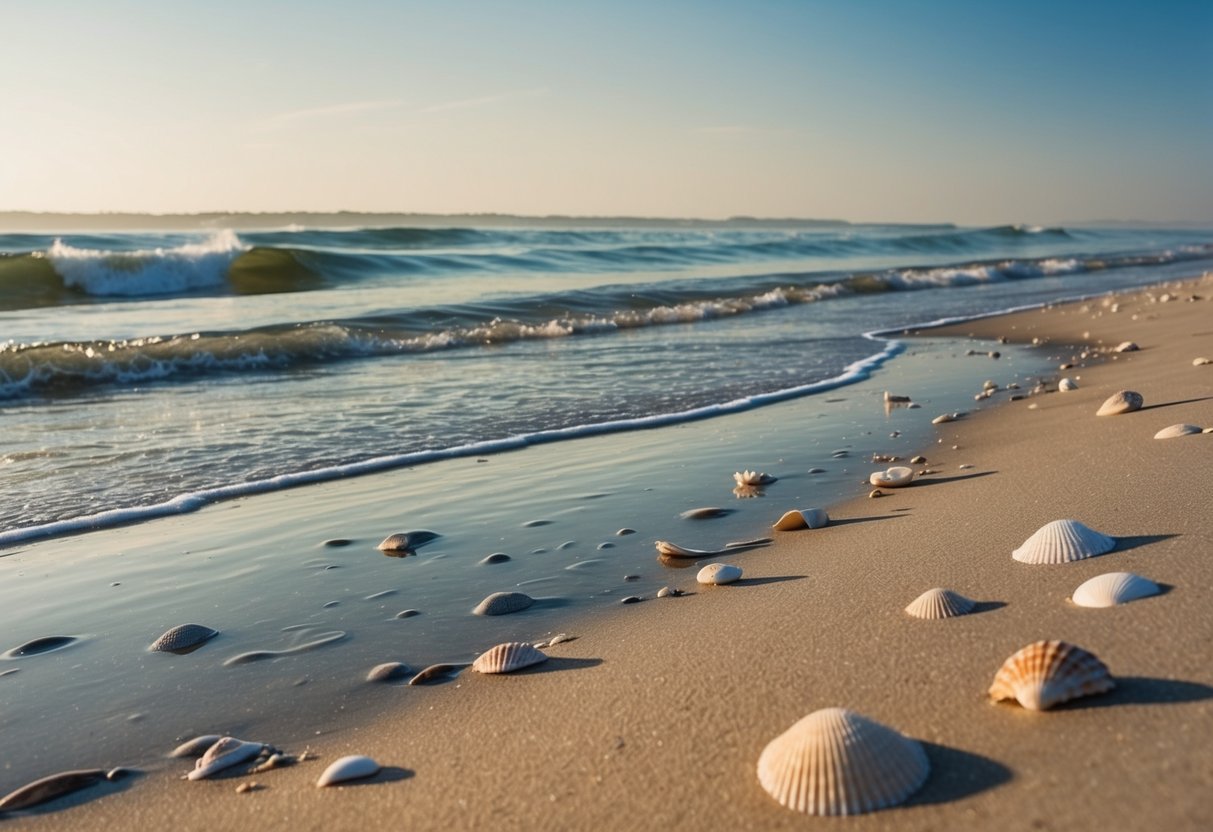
377,530,440,552
170,734,223,758
251,753,295,773
407,662,470,685
756,707,929,816
696,563,742,585
1012,519,1115,565
1154,423,1202,439
187,737,265,780
904,588,975,619
734,470,776,486
656,586,682,598
616,528,636,535
680,506,731,520
0,769,106,811
1071,572,1161,608
1115,341,1139,352
105,767,134,782
1194,357,1212,366
547,633,574,646
869,466,914,488
868,489,883,498
479,552,511,564
1058,377,1078,392
772,508,829,531
394,609,420,619
472,642,548,674
988,640,1114,710
620,595,642,604
316,755,380,787
472,591,534,616
1096,390,1143,416
149,623,219,654
366,662,409,682
910,455,926,464
884,392,912,403
931,413,956,424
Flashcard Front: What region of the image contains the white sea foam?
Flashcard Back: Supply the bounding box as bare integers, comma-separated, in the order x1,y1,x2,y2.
47,230,246,296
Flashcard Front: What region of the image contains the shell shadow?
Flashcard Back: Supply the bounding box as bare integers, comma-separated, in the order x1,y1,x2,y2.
512,657,604,676
969,600,1007,615
911,471,998,487
828,514,906,527
1138,394,1213,412
1055,676,1213,710
332,766,414,787
1113,534,1178,554
732,575,809,587
906,742,1013,807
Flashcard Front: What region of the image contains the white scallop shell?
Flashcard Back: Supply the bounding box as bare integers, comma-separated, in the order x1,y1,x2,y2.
904,588,975,619
869,466,914,488
1012,519,1115,564
472,642,548,674
772,508,829,531
1058,377,1078,392
756,707,929,816
316,755,380,787
988,640,1114,710
1096,390,1143,416
1154,423,1202,439
697,563,742,585
1071,572,1161,608
187,737,265,780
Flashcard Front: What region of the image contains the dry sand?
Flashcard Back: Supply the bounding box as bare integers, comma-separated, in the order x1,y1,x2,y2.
9,276,1213,830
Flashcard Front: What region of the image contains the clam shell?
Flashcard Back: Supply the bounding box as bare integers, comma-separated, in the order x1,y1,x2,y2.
1115,341,1139,352
869,466,914,488
772,508,829,531
377,530,440,552
904,588,975,619
988,640,1114,710
187,737,265,780
316,755,380,787
0,769,106,811
149,623,219,654
366,662,409,682
1096,390,1143,416
1071,572,1161,608
1154,423,1202,439
756,707,929,816
472,642,548,674
170,734,223,758
696,563,742,585
1058,377,1078,392
655,540,712,557
472,591,534,616
1012,519,1115,565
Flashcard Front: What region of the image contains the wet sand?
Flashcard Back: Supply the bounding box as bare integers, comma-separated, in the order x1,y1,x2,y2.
7,275,1213,829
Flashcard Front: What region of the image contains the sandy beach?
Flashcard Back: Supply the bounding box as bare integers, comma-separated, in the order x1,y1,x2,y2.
6,275,1213,830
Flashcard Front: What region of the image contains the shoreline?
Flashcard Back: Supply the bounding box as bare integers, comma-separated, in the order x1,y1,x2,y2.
7,274,1213,829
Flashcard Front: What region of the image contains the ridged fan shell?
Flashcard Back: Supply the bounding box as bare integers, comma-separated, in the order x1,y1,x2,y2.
149,623,218,654
471,642,548,674
316,755,380,787
904,588,975,619
1012,519,1115,564
1096,390,1143,416
869,466,914,488
773,508,829,531
988,640,1114,710
1071,572,1160,608
1153,423,1202,439
756,707,929,816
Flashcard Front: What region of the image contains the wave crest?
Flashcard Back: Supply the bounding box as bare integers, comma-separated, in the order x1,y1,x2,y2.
47,230,247,296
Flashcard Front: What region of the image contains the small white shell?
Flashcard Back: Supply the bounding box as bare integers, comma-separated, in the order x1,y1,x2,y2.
316,755,380,787
1096,390,1143,416
655,540,712,557
1012,519,1115,565
1115,341,1139,352
1154,423,1202,439
472,642,548,674
1194,357,1212,366
187,737,264,780
756,707,929,816
472,591,535,616
869,466,914,488
1058,377,1078,392
697,563,742,585
904,588,975,619
772,508,829,531
1071,572,1161,608
988,640,1114,710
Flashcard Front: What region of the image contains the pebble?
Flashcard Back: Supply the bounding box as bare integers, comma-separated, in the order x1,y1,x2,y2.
473,591,535,616
480,553,511,565
620,596,642,605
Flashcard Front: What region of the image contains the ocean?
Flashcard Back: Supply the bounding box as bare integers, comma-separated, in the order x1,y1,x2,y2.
1,219,1209,541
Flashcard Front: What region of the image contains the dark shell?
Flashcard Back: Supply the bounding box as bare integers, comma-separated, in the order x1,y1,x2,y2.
0,769,105,811
149,624,219,654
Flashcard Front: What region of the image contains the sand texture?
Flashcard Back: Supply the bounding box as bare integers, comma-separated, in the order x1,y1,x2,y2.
9,277,1213,830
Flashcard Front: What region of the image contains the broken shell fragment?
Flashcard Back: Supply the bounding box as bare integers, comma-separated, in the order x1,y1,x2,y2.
472,642,548,674
988,640,1114,710
316,755,380,787
1154,424,1202,439
772,508,829,531
904,588,975,620
1012,519,1115,565
1096,390,1143,416
407,662,470,685
696,563,742,585
869,466,914,488
1071,572,1161,608
756,707,929,816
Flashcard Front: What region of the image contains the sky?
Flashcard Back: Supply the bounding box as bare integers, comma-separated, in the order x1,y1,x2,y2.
1,0,1210,225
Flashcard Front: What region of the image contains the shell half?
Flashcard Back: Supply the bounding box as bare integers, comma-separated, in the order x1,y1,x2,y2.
697,563,742,585
869,466,914,488
772,508,829,531
904,588,975,620
1154,423,1202,439
1012,519,1115,565
1096,390,1143,416
756,707,929,816
377,530,440,552
472,642,548,674
149,623,218,654
1071,572,1161,608
988,640,1114,710
187,737,265,780
316,755,380,787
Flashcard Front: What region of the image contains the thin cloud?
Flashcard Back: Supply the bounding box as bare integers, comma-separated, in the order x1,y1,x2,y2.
416,87,547,115
257,99,404,130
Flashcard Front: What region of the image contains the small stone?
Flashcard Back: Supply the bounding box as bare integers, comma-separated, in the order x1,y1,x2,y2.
394,609,420,619
473,591,535,616
696,563,742,585
910,455,926,464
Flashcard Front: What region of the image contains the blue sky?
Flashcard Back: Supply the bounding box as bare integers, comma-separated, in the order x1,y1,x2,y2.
1,1,1209,223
